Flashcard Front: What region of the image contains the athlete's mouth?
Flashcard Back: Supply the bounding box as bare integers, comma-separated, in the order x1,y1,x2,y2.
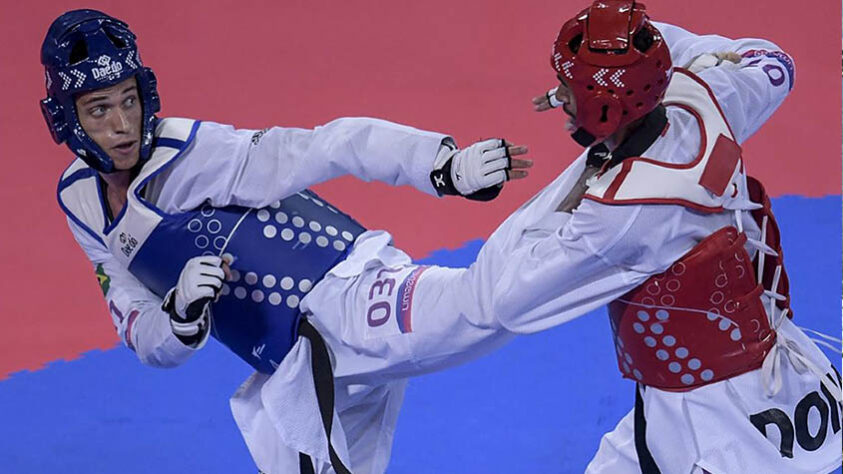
113,140,137,152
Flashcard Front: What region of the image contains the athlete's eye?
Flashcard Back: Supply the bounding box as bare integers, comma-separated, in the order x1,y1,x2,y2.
123,96,137,108
89,105,106,118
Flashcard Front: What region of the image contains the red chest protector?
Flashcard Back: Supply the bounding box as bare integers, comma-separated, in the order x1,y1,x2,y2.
609,178,789,391
585,70,793,391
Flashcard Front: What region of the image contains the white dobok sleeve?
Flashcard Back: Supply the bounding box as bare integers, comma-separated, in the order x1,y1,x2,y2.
653,21,795,144
162,117,450,211
67,218,198,368
474,199,728,334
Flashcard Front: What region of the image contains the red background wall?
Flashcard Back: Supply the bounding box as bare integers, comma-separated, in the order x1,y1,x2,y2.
0,0,839,377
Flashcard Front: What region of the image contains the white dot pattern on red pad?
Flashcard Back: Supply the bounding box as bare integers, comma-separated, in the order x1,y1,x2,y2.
618,308,717,386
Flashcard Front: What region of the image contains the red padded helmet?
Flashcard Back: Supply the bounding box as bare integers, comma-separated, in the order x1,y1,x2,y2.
551,1,672,146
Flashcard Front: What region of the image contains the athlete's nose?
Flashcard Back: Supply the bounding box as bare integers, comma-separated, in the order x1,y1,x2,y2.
110,107,131,135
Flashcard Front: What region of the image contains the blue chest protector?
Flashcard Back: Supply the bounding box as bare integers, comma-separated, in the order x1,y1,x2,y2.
131,190,364,373
59,119,366,374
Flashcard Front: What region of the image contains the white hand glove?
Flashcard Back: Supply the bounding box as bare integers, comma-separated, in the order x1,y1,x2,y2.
430,138,511,200
162,255,224,347
451,138,511,195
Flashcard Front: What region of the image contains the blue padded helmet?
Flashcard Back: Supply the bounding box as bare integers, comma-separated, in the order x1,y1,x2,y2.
40,9,160,173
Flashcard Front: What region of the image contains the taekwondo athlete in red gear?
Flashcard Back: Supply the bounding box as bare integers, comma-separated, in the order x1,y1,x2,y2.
42,9,532,474
456,1,839,472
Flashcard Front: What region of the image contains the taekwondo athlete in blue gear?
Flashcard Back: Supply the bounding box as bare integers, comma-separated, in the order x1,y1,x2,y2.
40,9,159,173
43,9,531,473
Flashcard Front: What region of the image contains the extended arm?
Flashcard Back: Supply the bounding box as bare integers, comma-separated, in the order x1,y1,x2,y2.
164,117,529,211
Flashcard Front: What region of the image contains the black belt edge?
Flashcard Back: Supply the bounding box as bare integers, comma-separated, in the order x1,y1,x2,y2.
634,384,661,474
297,318,352,474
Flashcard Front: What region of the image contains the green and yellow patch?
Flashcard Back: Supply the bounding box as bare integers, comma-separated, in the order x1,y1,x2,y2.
95,263,111,296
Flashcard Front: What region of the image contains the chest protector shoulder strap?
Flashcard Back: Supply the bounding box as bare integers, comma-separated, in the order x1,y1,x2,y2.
57,158,109,246
584,68,744,213
56,117,197,248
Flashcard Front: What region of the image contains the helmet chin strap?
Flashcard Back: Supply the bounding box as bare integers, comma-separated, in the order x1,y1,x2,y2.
571,127,597,147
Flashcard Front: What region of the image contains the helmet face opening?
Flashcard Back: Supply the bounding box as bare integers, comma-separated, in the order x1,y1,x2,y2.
632,27,655,53
68,39,89,65
568,34,584,55
40,9,160,173
551,0,672,146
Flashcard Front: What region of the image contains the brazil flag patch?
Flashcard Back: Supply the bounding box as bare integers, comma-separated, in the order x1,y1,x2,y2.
95,263,111,296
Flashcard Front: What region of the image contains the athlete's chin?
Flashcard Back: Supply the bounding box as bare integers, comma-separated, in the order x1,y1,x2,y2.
110,153,140,171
